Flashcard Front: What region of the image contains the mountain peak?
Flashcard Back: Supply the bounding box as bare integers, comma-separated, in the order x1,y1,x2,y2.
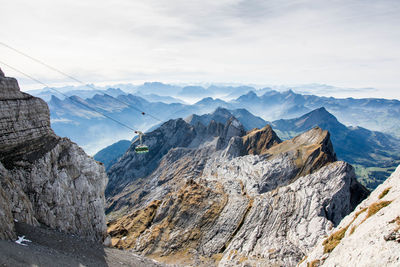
272,107,343,133
266,127,337,177
312,106,330,115
213,107,231,116
242,124,282,155
0,69,26,100
246,90,257,96
235,90,260,103
300,107,340,126
195,97,214,104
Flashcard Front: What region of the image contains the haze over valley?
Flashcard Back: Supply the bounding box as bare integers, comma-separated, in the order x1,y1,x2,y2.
1,0,400,266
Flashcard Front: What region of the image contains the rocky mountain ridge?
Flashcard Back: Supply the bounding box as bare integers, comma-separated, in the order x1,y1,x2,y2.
0,69,107,241
272,107,400,189
39,82,400,155
301,164,400,266
106,112,368,266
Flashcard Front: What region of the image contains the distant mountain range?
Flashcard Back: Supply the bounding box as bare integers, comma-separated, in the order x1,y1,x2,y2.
94,106,400,189
271,107,400,189
184,107,400,189
32,83,400,157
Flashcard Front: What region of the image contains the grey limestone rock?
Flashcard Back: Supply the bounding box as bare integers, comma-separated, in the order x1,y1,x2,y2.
217,161,357,267
0,69,108,241
107,112,367,266
301,164,400,267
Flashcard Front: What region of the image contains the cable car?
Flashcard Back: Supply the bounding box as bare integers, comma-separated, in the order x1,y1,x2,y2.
134,131,149,154
135,145,149,153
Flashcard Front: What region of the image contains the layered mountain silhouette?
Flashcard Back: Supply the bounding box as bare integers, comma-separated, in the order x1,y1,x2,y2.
37,85,400,155
97,107,400,189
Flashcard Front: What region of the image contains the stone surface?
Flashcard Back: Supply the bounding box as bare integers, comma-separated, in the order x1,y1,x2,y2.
0,69,108,241
242,124,281,155
106,114,367,266
218,162,358,267
0,222,170,267
301,164,400,267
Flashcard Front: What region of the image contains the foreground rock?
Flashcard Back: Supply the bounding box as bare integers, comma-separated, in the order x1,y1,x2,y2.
300,164,400,267
0,69,107,241
106,113,368,266
0,222,168,267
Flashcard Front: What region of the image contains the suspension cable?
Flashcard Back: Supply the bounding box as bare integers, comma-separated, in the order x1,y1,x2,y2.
0,41,163,122
0,60,136,131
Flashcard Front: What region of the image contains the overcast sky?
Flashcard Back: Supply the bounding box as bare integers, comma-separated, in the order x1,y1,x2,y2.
1,0,400,99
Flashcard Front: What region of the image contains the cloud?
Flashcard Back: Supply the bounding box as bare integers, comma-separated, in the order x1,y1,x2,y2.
1,0,400,99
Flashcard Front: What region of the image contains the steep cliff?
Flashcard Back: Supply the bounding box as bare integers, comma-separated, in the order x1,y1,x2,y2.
0,69,107,241
300,164,400,267
106,113,368,266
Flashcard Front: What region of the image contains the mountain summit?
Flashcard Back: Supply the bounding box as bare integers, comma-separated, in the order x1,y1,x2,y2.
273,107,400,189
105,110,367,266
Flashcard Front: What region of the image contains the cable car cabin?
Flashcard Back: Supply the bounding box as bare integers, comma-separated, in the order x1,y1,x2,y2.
135,145,149,154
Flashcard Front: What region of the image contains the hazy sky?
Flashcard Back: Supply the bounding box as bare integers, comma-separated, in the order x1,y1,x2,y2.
1,0,400,99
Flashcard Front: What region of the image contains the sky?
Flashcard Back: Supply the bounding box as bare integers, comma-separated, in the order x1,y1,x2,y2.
1,0,400,99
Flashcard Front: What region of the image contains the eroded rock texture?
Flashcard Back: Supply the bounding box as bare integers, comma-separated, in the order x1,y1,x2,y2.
301,164,400,267
106,110,368,266
0,69,107,241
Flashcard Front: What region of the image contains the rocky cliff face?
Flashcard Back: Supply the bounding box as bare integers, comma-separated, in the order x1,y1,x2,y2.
0,69,107,241
301,164,400,267
106,112,368,266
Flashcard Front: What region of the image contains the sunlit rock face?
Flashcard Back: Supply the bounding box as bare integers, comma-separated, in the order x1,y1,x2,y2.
106,108,368,266
301,164,400,267
0,69,108,242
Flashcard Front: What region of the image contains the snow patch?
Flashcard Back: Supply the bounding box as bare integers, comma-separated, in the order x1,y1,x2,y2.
15,236,32,246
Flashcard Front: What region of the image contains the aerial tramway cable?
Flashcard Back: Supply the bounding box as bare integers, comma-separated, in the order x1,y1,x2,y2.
0,60,136,131
0,44,157,153
0,42,162,123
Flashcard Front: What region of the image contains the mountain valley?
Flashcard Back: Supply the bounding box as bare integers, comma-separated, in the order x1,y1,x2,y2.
1,70,399,267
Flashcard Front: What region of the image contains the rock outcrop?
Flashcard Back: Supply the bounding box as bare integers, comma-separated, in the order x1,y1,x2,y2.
300,164,400,267
106,112,368,266
242,125,281,155
0,69,108,241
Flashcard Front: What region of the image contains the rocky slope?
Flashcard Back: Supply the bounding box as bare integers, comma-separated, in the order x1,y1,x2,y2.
0,222,168,267
0,69,107,241
272,107,400,189
300,164,400,267
106,113,368,266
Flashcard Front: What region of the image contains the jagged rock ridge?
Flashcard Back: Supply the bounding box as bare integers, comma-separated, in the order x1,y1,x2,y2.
106,111,368,266
0,69,107,241
301,164,400,267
